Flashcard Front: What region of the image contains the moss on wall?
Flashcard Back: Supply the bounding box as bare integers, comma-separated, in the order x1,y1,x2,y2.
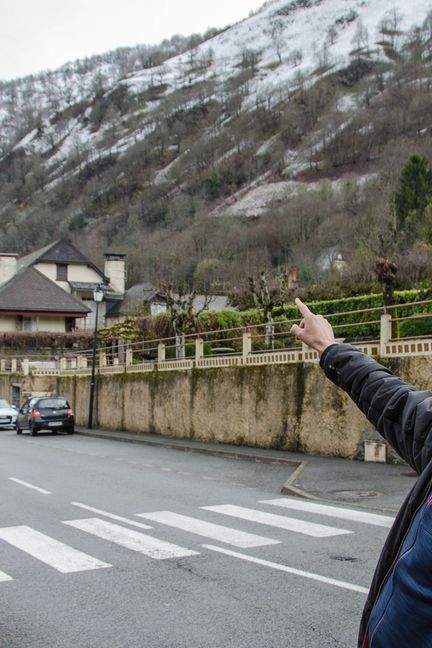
3,355,431,458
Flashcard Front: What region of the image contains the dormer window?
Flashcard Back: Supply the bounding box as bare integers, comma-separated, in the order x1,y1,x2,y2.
56,264,68,281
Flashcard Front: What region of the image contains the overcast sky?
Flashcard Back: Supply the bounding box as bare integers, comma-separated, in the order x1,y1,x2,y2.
0,0,266,81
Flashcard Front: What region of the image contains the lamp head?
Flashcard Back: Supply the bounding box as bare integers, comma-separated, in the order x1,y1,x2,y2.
93,286,104,302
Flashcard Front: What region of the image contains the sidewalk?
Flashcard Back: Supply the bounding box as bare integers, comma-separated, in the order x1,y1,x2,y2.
77,427,414,513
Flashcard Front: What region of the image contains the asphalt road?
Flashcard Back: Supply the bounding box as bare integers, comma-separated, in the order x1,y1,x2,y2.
0,431,397,648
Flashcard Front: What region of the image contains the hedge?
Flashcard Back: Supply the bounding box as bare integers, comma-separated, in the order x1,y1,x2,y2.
0,330,93,354
99,288,432,349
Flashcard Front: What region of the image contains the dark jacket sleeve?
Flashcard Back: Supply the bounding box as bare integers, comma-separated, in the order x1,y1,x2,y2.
320,344,432,474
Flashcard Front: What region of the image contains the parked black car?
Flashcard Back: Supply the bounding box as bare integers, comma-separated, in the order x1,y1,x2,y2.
16,396,74,436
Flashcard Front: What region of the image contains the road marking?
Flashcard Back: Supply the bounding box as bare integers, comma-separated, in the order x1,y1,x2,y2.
261,498,395,528
63,518,199,560
202,505,352,538
0,569,13,582
136,511,280,548
203,545,369,594
71,502,153,530
0,526,111,573
8,478,51,495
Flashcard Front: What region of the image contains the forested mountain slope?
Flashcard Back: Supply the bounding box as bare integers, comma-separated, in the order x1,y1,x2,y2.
1,0,432,290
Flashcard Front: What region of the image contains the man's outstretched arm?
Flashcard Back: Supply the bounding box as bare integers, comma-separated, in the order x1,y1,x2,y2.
291,298,432,474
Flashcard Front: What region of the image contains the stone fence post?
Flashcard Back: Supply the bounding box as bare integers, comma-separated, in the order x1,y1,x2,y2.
242,332,252,362
158,343,166,363
125,347,133,366
380,314,392,356
195,338,204,361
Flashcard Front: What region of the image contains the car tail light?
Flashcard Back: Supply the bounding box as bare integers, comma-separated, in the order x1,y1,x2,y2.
67,408,73,417
33,409,41,418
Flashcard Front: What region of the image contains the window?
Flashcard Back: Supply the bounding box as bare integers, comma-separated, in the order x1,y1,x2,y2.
56,264,68,281
37,398,69,409
23,317,33,332
11,385,20,408
151,302,167,317
66,318,75,332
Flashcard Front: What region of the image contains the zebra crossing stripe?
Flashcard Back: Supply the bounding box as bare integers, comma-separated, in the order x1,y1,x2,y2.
260,498,395,528
203,545,369,594
136,511,280,548
0,526,111,573
63,518,199,560
0,569,13,582
71,502,153,530
201,505,352,537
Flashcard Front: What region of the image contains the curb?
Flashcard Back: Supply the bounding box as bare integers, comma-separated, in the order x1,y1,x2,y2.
282,460,399,513
76,429,301,467
77,429,400,513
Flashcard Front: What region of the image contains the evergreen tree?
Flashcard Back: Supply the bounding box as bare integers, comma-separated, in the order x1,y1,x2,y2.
394,154,432,244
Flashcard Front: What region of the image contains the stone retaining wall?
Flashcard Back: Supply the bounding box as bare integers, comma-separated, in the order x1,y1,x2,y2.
5,356,432,460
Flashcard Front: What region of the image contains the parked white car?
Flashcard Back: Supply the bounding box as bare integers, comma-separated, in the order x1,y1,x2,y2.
0,399,18,429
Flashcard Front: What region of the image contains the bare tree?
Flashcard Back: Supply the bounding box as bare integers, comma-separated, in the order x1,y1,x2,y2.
379,9,403,50
375,257,398,311
267,19,285,64
160,284,211,358
240,48,261,72
287,49,303,68
248,271,275,349
326,25,337,47
352,20,369,54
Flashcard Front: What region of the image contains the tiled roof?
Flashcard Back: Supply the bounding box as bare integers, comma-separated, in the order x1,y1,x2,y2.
193,295,231,311
109,282,231,315
18,239,108,281
0,267,90,314
17,241,55,270
108,283,163,315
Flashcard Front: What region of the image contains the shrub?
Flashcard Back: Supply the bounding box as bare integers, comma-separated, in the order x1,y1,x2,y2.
98,288,432,348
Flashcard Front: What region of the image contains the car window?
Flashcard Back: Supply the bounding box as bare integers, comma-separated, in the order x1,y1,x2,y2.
21,399,31,411
0,399,10,408
37,398,69,409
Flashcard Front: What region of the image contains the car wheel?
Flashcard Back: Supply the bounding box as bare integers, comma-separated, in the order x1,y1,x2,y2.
29,422,37,436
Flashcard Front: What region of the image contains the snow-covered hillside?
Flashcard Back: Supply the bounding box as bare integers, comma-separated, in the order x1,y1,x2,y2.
4,0,432,211
1,0,432,285
127,0,432,97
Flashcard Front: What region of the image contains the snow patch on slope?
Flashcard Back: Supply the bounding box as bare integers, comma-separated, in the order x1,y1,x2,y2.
212,172,377,218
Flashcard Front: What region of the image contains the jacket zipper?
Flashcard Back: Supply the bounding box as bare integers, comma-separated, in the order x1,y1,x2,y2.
362,487,432,648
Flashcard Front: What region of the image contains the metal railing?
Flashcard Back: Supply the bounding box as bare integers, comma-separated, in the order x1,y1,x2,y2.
4,298,432,376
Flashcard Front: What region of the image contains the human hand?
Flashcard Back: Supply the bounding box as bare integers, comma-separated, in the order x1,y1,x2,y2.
290,298,336,356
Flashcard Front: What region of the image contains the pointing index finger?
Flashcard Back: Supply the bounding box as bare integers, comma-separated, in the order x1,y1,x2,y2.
294,297,313,318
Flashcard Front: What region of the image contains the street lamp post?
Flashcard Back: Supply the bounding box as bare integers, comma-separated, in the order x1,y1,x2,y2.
88,285,104,430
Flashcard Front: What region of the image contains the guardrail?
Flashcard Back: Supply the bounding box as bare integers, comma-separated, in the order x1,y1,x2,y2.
3,301,432,377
